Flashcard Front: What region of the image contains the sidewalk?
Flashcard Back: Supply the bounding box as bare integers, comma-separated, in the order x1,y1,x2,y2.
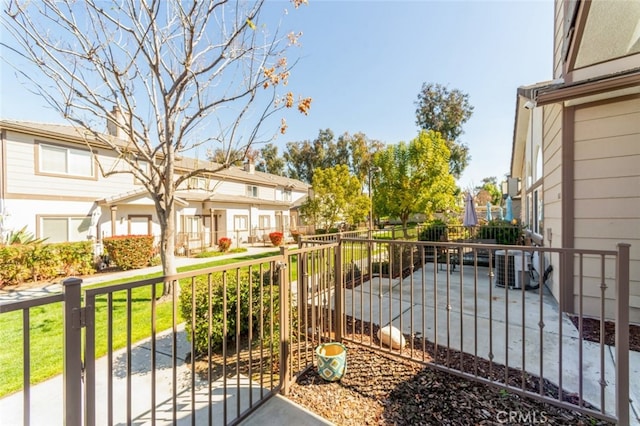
0,245,281,303
0,244,331,426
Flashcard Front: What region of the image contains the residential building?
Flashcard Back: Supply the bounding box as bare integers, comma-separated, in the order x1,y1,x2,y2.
0,119,309,254
510,0,640,321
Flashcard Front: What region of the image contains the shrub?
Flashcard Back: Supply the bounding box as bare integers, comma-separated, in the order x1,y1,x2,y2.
26,244,59,282
0,240,96,287
179,270,280,355
343,262,362,284
51,241,95,276
372,243,417,277
418,219,448,242
290,230,304,244
0,245,29,286
269,232,284,246
218,237,232,252
478,220,524,245
103,235,154,270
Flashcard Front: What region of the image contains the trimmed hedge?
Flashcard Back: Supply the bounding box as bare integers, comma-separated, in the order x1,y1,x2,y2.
478,220,524,245
103,235,155,270
0,241,95,287
417,219,448,242
179,270,281,356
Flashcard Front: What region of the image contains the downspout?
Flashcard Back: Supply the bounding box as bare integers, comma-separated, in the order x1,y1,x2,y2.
561,106,575,314
0,129,5,214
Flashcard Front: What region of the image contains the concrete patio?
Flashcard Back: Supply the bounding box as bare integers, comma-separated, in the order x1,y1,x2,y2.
344,261,640,424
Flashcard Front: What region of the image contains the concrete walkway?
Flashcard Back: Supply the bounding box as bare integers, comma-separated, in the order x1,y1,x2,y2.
0,245,331,426
0,245,281,302
0,324,330,426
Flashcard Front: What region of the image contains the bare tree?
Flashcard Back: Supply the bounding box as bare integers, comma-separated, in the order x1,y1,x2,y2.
2,0,310,294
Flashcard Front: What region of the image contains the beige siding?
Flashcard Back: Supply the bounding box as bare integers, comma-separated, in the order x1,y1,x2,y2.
541,104,563,299
5,130,139,198
553,0,564,79
573,96,640,321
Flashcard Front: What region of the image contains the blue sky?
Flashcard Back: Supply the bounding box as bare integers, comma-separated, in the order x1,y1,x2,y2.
0,0,554,189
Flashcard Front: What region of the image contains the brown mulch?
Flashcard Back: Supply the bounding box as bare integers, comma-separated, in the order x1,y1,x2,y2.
568,315,640,352
284,317,615,426
287,343,613,425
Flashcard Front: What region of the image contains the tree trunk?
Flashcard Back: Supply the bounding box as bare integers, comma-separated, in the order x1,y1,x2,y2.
401,214,410,239
158,196,178,297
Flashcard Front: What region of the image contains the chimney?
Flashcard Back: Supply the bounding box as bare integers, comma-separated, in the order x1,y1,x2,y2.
244,160,255,174
106,106,127,139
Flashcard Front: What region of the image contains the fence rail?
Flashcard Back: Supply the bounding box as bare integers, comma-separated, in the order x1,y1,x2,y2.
0,239,631,425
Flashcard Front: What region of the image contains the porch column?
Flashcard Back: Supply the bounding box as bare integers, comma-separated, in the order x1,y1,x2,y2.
110,205,117,237
209,208,215,247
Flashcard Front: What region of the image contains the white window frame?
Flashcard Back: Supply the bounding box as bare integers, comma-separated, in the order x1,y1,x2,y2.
259,215,270,229
526,182,543,238
39,143,94,178
283,188,292,201
246,185,258,198
188,177,207,190
41,216,91,243
234,215,248,231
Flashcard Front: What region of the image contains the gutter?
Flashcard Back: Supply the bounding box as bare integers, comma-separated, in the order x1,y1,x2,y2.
528,68,640,106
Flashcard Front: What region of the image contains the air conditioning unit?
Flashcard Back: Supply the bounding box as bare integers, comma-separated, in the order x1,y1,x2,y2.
495,250,531,289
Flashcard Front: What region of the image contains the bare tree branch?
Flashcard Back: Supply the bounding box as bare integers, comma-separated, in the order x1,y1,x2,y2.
2,0,310,291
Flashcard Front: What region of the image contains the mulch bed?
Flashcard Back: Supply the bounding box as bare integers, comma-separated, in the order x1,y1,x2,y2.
285,316,616,426
568,315,640,352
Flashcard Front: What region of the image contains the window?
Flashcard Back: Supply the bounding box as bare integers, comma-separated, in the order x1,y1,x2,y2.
184,215,201,237
246,185,258,197
234,215,248,231
259,215,270,229
134,161,150,185
188,177,207,190
283,189,292,201
39,143,94,177
526,185,543,237
41,216,91,243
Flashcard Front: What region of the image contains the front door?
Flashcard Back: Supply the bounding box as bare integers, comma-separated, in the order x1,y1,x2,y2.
128,215,151,235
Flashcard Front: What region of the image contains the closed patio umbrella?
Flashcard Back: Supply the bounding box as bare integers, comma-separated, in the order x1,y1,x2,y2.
463,193,478,227
505,196,513,222
486,202,492,222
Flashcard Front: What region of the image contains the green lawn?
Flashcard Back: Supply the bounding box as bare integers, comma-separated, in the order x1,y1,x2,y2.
0,250,280,397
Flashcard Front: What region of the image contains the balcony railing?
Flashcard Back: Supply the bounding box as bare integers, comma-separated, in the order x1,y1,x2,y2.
0,239,631,425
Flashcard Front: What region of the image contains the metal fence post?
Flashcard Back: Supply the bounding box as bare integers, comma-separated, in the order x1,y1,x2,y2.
278,246,290,395
616,243,630,425
63,277,84,426
334,234,343,342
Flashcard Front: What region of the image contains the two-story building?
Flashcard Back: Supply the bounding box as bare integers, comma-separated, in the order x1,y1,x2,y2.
510,0,640,322
0,119,309,254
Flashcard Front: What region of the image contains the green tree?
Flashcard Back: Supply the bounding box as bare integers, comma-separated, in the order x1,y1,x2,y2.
3,0,310,295
337,132,385,192
209,148,245,167
415,83,474,179
284,128,349,183
374,130,456,237
477,177,502,206
256,143,286,176
301,165,368,231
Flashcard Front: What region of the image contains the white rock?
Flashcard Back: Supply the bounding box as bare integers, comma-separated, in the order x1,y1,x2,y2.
377,325,406,349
